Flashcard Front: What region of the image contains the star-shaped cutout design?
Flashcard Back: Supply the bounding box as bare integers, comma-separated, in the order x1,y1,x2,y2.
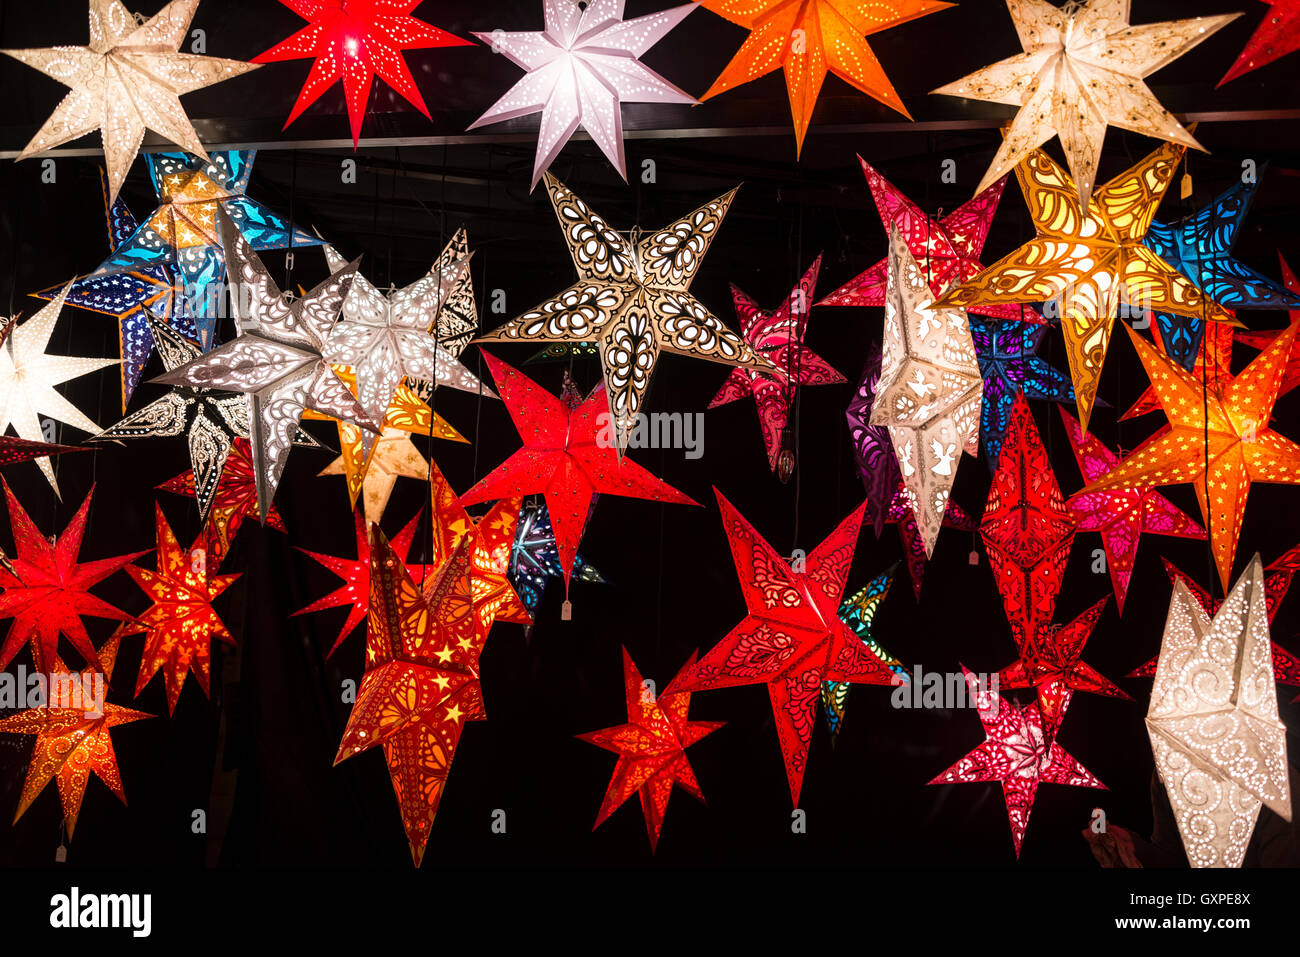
1219,0,1300,85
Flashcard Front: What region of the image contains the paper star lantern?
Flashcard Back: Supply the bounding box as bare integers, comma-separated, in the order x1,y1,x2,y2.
0,481,145,674
116,504,239,714
709,255,845,470
1083,322,1300,591
885,481,978,599
470,0,695,188
155,211,378,521
0,282,119,494
932,0,1238,204
508,501,606,620
0,435,84,468
819,160,1040,323
334,528,481,866
929,669,1105,857
295,508,427,658
459,353,696,597
526,341,601,364
476,174,773,457
697,0,953,154
253,0,472,146
577,648,723,851
1147,556,1293,867
970,315,1073,472
428,227,479,359
320,426,427,524
0,634,151,839
937,141,1233,430
871,224,982,558
678,490,897,805
822,567,906,740
32,167,192,409
1220,0,1300,85
2,0,259,203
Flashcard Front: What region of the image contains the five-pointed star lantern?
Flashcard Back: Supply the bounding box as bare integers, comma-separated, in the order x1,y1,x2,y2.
0,481,145,674
334,529,481,866
819,159,1041,323
695,0,953,154
929,668,1105,857
319,426,428,524
1147,556,1293,867
577,647,724,852
2,0,259,203
931,0,1238,205
470,0,696,189
117,504,239,715
0,634,152,839
0,283,119,494
475,174,773,457
676,490,898,806
253,0,473,146
871,224,982,558
32,167,192,409
822,567,906,740
91,150,324,349
1082,322,1300,592
1220,0,1300,85
154,211,378,522
459,353,697,597
508,501,606,621
709,255,845,471
1060,407,1206,615
935,141,1234,431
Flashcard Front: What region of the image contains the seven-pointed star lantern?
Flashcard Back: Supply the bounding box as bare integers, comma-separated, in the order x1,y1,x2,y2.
695,0,953,154
1,0,258,203
931,0,1238,205
1082,322,1300,592
1219,0,1300,85
475,173,774,458
253,0,473,146
1147,556,1293,867
871,224,982,559
935,141,1233,431
676,489,898,806
577,647,724,852
470,0,697,189
319,426,428,525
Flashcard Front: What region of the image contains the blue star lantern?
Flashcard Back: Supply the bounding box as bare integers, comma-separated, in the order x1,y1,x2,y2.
508,501,605,625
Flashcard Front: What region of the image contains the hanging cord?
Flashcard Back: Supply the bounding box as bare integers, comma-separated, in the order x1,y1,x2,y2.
284,152,297,296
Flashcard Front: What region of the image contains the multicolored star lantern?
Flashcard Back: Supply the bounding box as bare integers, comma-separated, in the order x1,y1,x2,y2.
253,0,473,146
822,566,906,740
319,426,428,525
509,501,606,620
1219,0,1300,85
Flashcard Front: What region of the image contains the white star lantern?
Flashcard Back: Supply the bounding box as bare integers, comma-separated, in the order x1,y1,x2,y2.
470,0,697,188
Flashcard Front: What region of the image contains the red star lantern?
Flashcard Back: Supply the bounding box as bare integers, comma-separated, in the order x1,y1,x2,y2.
577,648,724,852
0,481,146,674
677,489,897,806
0,436,84,467
253,0,473,146
1219,0,1300,85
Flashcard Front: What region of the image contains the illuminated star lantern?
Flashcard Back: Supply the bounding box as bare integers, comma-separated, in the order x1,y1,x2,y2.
931,0,1238,205
871,224,982,558
430,227,479,358
254,0,473,146
92,151,324,348
459,353,697,597
819,159,1040,323
1220,0,1300,85
0,435,84,469
1147,556,1292,867
32,167,191,409
929,669,1105,857
577,648,724,852
696,0,953,154
470,0,696,188
116,504,239,715
508,501,606,620
0,283,119,493
334,529,481,866
320,426,428,525
709,255,845,470
936,142,1233,431
822,567,906,741
0,481,145,674
884,481,978,599
1,0,259,203
154,211,378,521
1060,407,1205,614
476,174,773,457
1082,322,1300,592
0,635,152,839
295,509,428,658
677,490,897,806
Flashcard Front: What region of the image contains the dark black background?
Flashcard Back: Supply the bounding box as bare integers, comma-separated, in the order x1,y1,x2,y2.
0,0,1296,871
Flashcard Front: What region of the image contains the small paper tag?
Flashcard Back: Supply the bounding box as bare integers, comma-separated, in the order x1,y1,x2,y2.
561,600,572,621
968,550,980,566
55,844,66,863
1180,173,1193,200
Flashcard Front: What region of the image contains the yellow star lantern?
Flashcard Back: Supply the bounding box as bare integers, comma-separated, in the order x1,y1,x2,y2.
319,426,429,525
1083,322,1300,592
935,141,1232,430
